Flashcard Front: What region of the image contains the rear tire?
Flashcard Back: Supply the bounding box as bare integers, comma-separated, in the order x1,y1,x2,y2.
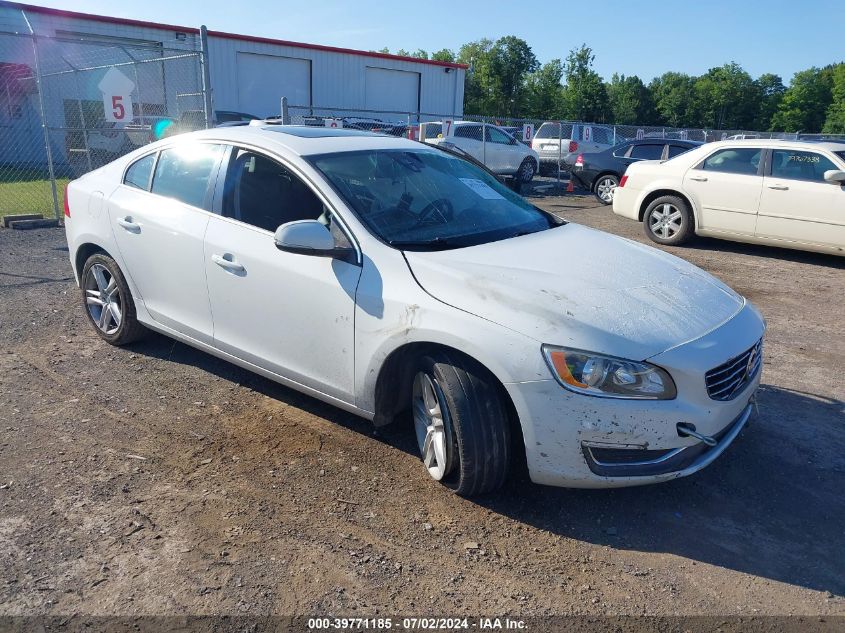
518,158,536,183
81,253,146,346
411,351,511,496
643,195,695,246
593,174,619,205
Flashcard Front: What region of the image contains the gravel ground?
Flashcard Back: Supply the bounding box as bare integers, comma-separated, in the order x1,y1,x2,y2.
0,191,843,618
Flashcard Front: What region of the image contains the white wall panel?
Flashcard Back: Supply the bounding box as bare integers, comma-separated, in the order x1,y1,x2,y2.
236,52,310,117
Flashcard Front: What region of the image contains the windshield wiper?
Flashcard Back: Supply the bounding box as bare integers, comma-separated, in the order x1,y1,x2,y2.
386,236,468,250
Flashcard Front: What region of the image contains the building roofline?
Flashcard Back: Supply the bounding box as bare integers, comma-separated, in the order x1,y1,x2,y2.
0,1,468,69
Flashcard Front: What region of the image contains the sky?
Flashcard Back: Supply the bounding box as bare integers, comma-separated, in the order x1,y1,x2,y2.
30,0,842,83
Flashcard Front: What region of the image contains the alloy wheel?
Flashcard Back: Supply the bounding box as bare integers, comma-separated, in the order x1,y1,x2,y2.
520,160,535,182
412,372,455,481
649,203,683,239
596,177,617,202
84,263,122,335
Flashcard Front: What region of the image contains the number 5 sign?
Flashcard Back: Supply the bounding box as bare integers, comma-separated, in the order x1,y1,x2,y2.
98,67,135,123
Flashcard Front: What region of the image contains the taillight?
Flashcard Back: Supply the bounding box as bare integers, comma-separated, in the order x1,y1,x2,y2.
568,141,578,153
619,175,628,188
63,182,71,217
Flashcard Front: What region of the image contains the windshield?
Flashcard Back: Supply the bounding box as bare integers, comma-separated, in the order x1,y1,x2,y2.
311,149,560,250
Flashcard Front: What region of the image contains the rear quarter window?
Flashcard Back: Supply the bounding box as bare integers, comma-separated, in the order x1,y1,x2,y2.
123,154,156,190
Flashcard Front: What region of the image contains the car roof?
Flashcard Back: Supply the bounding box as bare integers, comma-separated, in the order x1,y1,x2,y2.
708,138,845,151
164,124,425,156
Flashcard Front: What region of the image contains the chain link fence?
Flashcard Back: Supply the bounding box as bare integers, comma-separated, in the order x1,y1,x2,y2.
0,9,210,221
283,103,845,195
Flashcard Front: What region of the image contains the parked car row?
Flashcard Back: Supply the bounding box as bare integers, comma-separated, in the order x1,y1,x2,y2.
573,139,702,204
611,139,845,256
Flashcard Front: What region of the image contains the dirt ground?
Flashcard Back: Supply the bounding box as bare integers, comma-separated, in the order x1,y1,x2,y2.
0,190,843,619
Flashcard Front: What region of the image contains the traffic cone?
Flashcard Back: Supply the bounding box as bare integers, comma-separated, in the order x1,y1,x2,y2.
566,178,574,193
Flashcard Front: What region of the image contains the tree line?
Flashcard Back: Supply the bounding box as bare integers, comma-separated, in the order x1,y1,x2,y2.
377,40,845,133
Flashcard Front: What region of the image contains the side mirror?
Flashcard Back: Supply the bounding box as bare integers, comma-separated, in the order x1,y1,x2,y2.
823,169,845,184
274,220,354,261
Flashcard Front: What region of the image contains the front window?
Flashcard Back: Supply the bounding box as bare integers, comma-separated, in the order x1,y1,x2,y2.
771,149,838,182
311,149,561,250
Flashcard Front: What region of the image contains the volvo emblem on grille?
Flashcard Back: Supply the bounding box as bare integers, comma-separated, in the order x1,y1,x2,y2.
745,347,758,379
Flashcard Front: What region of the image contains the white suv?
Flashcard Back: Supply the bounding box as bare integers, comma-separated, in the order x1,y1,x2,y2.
424,121,539,183
612,139,845,256
531,122,619,172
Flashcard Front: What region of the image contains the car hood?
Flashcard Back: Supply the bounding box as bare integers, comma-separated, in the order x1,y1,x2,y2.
404,223,744,361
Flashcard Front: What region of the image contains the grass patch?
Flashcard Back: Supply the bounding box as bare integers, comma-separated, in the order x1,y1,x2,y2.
0,178,69,219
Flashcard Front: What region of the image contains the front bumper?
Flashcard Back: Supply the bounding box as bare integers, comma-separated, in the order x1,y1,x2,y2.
504,303,764,488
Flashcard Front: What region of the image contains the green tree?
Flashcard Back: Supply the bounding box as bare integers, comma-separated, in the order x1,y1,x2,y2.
771,67,834,132
524,59,565,119
606,73,655,125
488,36,538,116
410,49,429,59
693,63,758,129
822,63,845,133
395,48,411,58
458,38,497,114
649,72,697,127
431,48,456,63
561,44,608,121
753,73,786,130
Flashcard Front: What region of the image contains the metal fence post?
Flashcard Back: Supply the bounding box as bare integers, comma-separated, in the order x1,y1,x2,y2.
199,25,213,128
21,10,60,220
280,96,290,124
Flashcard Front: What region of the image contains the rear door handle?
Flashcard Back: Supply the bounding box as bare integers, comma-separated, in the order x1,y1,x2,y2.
689,176,708,182
768,184,789,190
211,253,245,273
116,217,140,232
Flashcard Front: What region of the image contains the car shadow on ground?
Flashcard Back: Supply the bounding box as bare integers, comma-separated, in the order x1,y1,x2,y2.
682,235,845,267
132,332,844,597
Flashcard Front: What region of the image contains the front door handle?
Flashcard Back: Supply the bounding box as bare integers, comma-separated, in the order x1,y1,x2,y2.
116,217,140,232
689,176,708,182
211,253,245,273
767,184,789,190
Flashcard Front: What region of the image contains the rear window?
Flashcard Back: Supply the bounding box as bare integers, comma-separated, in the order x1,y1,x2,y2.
422,123,442,138
836,151,845,162
535,123,574,139
700,148,761,175
667,144,693,158
151,143,224,209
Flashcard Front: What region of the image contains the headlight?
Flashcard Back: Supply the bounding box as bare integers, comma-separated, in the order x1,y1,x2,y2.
542,345,676,400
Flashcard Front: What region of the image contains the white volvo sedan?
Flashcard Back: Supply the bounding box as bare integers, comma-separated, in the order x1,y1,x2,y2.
612,139,845,256
64,124,765,496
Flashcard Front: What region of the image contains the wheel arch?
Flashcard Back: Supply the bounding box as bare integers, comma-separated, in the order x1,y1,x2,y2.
74,242,111,284
638,188,696,223
372,341,526,469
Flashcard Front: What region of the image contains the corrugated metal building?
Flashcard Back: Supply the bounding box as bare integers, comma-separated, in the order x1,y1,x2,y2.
0,1,466,118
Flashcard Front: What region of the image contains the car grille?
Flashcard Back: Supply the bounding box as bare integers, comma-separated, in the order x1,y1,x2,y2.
705,339,763,401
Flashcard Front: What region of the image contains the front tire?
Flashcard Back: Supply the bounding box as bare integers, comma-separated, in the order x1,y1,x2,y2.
81,253,146,346
643,195,695,246
593,174,619,205
411,352,511,496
